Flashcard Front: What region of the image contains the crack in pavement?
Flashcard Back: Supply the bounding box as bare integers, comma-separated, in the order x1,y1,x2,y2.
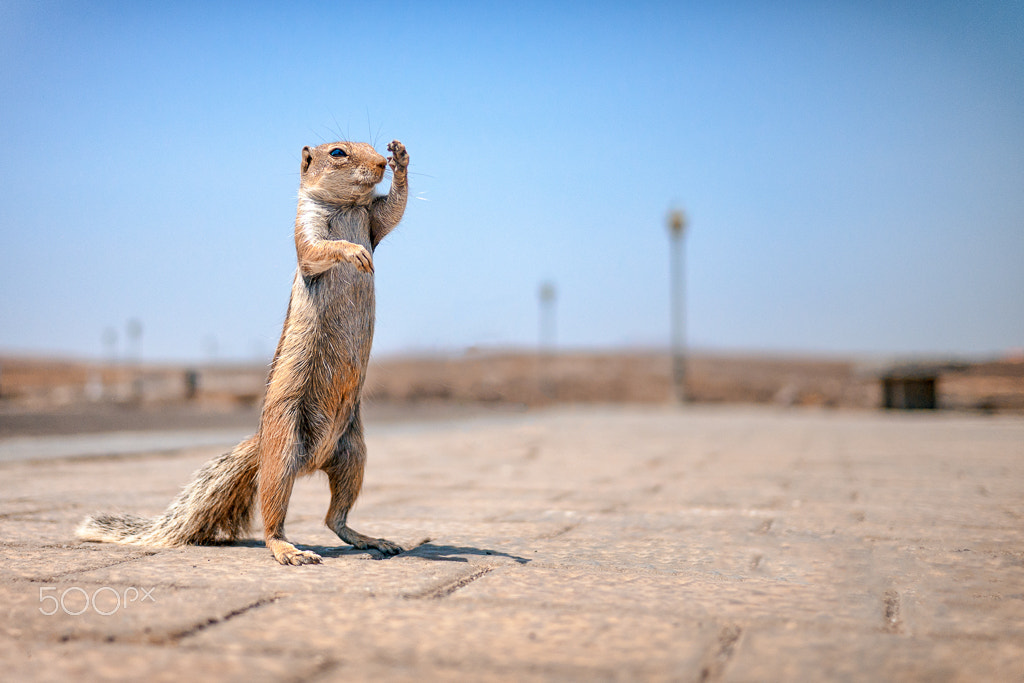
164,595,284,643
883,590,902,634
404,566,496,600
699,624,743,682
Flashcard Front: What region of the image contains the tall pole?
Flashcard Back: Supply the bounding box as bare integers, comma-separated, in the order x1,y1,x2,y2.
126,318,143,364
538,281,557,399
125,318,143,402
668,209,688,403
538,281,557,351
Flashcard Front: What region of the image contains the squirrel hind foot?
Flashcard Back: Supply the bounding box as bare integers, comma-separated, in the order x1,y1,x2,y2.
268,538,322,566
335,525,404,556
368,538,403,557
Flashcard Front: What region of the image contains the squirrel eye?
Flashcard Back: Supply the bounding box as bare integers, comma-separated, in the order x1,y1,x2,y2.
330,148,347,158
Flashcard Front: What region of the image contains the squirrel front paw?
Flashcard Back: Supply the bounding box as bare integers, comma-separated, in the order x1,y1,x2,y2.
268,539,323,566
338,241,374,274
387,140,409,174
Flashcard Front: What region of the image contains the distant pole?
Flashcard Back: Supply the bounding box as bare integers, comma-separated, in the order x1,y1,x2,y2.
125,318,143,402
538,281,557,351
203,335,219,363
102,327,119,363
538,281,557,400
126,318,143,364
668,209,688,403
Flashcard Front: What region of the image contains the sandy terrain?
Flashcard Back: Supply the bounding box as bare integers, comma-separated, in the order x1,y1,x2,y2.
1,351,1022,679
1,350,1021,438
2,405,1022,680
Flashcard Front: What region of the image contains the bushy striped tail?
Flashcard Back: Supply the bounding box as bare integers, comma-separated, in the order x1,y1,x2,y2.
76,437,259,547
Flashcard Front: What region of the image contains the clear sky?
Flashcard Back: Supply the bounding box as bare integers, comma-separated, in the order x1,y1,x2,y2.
1,1,1022,362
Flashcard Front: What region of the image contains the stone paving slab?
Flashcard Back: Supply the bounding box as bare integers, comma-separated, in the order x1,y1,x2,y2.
1,405,1022,681
0,429,249,462
1,638,330,683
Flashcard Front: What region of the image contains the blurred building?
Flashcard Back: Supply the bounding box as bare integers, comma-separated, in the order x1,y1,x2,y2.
881,366,938,410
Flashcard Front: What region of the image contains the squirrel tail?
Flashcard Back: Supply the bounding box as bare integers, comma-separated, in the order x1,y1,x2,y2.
76,437,260,547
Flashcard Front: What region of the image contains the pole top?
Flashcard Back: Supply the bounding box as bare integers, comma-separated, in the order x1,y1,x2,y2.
668,209,687,236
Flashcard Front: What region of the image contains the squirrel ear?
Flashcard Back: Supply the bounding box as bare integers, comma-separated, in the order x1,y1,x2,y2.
301,146,313,174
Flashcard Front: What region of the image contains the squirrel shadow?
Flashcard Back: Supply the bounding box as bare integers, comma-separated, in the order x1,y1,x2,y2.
220,539,530,564
396,542,530,565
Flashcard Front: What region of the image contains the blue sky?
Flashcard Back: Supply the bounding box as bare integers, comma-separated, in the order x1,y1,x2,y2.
1,1,1022,361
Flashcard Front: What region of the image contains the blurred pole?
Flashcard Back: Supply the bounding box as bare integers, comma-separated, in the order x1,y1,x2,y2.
102,327,118,363
203,335,219,362
101,326,118,400
538,281,557,399
126,318,143,363
668,209,688,403
125,318,143,402
538,281,557,351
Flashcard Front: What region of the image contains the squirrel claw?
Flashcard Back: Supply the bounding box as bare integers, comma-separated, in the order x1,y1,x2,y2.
370,538,404,557
355,252,374,274
386,140,409,172
336,525,403,556
287,550,323,565
340,242,374,274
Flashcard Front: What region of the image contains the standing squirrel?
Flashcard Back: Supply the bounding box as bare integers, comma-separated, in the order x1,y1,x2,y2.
77,139,410,565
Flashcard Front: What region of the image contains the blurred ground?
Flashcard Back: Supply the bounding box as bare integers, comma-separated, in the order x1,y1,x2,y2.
2,350,1023,426
2,350,1022,679
1,405,1022,681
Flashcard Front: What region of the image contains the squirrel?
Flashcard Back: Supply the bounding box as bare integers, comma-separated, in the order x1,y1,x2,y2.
77,139,410,565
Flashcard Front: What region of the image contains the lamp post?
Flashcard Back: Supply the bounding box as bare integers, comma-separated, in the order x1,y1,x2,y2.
668,209,688,403
126,318,143,364
538,281,557,399
538,281,557,351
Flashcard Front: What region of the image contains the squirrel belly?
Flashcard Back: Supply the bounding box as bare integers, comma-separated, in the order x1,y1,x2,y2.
77,139,410,565
267,206,377,472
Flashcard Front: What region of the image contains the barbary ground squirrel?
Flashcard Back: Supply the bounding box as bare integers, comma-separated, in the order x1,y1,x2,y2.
78,139,410,565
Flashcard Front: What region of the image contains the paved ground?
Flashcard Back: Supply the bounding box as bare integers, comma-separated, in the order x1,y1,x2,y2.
1,405,1022,681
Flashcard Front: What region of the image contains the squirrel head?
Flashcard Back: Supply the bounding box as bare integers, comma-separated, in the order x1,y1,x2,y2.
299,141,387,206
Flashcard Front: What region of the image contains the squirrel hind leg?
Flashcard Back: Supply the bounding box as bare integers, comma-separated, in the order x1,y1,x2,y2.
322,422,403,557
257,422,322,566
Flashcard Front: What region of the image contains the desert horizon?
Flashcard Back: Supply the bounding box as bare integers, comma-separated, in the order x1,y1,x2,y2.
3,348,1022,427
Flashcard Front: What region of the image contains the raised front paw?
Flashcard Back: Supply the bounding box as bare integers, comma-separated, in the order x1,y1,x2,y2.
338,241,374,274
387,140,409,173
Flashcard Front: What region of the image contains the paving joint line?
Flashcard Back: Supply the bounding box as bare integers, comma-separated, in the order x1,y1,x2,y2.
404,565,496,600
698,624,744,682
163,594,285,643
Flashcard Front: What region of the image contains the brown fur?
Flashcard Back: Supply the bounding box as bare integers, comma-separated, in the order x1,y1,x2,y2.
77,140,410,565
